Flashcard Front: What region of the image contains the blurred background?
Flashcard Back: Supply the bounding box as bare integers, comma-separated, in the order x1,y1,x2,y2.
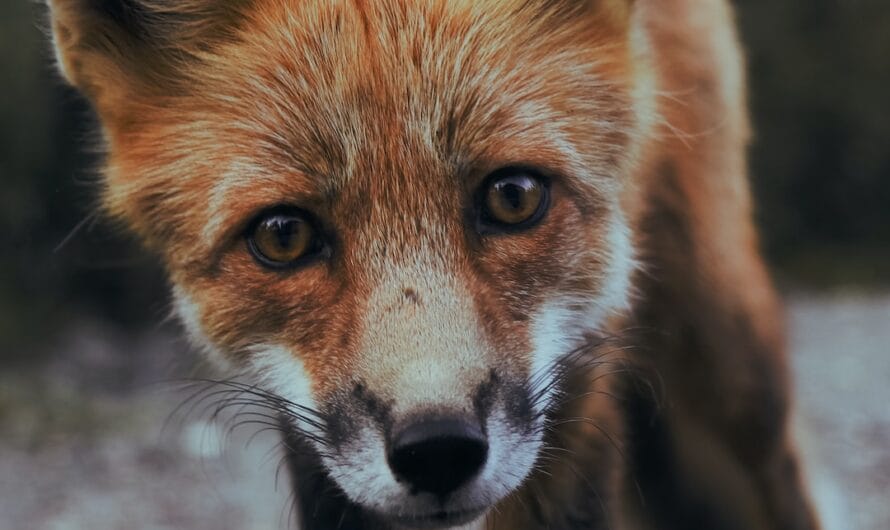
1,1,888,529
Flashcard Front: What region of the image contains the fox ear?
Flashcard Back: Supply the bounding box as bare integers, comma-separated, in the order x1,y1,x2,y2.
49,1,163,97
47,1,246,116
538,0,635,29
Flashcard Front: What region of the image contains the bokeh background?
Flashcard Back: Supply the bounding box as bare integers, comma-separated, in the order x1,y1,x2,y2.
1,1,888,529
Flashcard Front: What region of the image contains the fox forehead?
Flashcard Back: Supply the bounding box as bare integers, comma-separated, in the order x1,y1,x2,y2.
107,0,636,269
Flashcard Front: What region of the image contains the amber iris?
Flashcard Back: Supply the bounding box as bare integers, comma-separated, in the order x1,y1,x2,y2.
248,211,315,267
484,173,546,226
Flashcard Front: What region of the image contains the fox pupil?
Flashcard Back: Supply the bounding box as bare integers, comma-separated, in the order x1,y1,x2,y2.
272,218,296,248
502,183,523,210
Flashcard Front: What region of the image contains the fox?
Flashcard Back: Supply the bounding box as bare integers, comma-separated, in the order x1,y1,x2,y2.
47,0,821,529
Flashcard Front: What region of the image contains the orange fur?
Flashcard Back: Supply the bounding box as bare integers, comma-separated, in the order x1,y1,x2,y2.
48,1,820,528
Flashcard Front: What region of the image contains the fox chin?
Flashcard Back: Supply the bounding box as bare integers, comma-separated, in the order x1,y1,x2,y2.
48,0,820,529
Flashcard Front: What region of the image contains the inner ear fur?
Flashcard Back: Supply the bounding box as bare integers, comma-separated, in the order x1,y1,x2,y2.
47,0,249,114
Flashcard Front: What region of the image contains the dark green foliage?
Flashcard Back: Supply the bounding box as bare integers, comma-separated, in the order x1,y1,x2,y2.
1,3,167,358
737,0,890,284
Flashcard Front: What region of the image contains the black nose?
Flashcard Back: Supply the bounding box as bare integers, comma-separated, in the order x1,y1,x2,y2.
387,417,488,497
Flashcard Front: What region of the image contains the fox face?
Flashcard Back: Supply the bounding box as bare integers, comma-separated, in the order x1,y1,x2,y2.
50,0,650,526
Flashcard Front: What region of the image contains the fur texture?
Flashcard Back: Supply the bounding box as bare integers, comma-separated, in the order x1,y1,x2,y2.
48,1,820,529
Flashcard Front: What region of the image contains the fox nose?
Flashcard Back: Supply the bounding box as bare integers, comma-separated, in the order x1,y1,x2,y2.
387,417,488,497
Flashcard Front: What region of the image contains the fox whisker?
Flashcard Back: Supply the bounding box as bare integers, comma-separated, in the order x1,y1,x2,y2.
167,378,332,454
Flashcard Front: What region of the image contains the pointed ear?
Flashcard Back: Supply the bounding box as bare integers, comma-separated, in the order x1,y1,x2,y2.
46,0,247,118
49,1,163,97
535,0,635,31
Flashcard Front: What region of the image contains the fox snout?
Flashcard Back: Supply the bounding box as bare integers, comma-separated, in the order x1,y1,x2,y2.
387,416,488,498
315,359,542,524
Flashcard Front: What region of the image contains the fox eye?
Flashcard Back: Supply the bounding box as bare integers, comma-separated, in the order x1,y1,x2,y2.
479,168,549,232
246,208,323,269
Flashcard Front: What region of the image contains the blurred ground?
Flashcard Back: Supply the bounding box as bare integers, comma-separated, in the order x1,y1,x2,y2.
790,293,890,530
1,293,888,530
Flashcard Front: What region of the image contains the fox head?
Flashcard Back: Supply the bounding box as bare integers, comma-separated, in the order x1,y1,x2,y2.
49,0,653,526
